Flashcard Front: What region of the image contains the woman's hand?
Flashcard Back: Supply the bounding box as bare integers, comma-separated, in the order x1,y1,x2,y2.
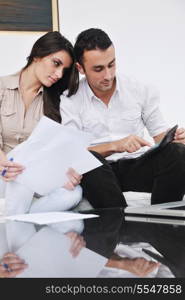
63,168,83,190
0,253,28,278
0,157,25,182
65,231,86,257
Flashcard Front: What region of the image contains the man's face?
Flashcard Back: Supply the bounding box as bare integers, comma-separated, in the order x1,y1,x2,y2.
77,45,116,94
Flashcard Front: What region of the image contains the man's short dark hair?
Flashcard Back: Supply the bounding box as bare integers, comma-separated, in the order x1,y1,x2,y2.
74,28,113,65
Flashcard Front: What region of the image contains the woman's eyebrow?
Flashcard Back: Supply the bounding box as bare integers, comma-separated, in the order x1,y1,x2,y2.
53,56,63,65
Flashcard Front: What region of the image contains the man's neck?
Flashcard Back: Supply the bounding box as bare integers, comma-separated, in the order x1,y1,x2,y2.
90,79,116,106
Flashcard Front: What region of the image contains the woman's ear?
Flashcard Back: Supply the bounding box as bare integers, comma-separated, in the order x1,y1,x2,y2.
76,62,85,75
33,57,39,63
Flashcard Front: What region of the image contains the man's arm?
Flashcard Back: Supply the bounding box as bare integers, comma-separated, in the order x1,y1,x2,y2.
153,131,166,144
88,135,152,158
153,128,185,145
106,254,160,277
88,143,115,157
141,84,170,144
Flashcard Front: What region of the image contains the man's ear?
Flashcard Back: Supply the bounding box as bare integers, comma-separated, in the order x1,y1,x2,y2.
76,62,85,75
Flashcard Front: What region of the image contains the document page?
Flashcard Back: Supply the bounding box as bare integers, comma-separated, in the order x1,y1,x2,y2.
16,227,107,277
8,116,102,195
6,211,99,225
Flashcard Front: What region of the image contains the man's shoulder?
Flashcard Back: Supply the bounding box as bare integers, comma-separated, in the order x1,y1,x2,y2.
61,77,87,103
117,73,145,90
117,73,159,98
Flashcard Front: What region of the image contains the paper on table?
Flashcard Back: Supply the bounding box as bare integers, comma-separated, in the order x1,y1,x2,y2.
8,116,102,195
5,211,99,225
16,227,107,278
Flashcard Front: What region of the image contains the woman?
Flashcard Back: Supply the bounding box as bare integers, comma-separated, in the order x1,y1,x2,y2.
0,31,82,205
0,31,85,277
0,31,81,185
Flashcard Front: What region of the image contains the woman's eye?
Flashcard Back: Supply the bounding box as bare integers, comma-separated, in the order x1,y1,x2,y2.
53,60,60,67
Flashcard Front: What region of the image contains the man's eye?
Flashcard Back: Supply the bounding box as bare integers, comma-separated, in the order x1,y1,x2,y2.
109,63,115,68
94,68,103,72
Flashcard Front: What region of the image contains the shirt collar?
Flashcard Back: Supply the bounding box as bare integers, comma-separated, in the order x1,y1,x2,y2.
85,75,120,102
85,80,95,101
36,85,44,94
115,75,121,94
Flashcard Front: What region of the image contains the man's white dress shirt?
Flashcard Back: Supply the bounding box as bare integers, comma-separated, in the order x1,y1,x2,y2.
60,74,168,160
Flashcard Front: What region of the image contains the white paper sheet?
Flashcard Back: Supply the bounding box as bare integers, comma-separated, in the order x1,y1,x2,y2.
5,211,99,225
8,116,102,195
16,227,107,278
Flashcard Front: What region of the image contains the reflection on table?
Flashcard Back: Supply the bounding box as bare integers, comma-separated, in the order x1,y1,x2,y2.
0,207,185,278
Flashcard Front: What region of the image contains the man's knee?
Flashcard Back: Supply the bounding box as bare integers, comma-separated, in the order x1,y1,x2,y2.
160,143,185,175
165,143,185,160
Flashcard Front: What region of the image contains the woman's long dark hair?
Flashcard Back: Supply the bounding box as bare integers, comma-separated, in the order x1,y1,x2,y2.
24,31,79,123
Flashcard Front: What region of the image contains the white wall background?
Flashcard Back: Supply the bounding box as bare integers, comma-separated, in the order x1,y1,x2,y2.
0,0,185,126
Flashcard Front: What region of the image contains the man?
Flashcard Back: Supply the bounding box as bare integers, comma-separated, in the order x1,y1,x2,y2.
60,28,185,208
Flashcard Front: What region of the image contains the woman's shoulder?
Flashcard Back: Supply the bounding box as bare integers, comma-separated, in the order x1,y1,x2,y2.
0,72,20,89
0,72,20,104
0,75,7,100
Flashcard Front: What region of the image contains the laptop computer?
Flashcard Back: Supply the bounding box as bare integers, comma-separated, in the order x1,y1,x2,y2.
137,124,178,159
125,215,185,226
124,200,185,225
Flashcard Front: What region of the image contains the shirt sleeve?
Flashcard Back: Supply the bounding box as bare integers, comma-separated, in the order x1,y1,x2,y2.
141,85,169,137
60,94,83,130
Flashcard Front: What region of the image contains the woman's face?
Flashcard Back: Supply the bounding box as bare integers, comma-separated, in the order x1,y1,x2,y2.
34,50,72,87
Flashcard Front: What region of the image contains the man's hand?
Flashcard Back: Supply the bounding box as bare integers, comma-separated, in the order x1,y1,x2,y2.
112,135,152,153
121,257,160,277
89,135,152,158
173,127,185,144
63,168,83,190
106,255,160,277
